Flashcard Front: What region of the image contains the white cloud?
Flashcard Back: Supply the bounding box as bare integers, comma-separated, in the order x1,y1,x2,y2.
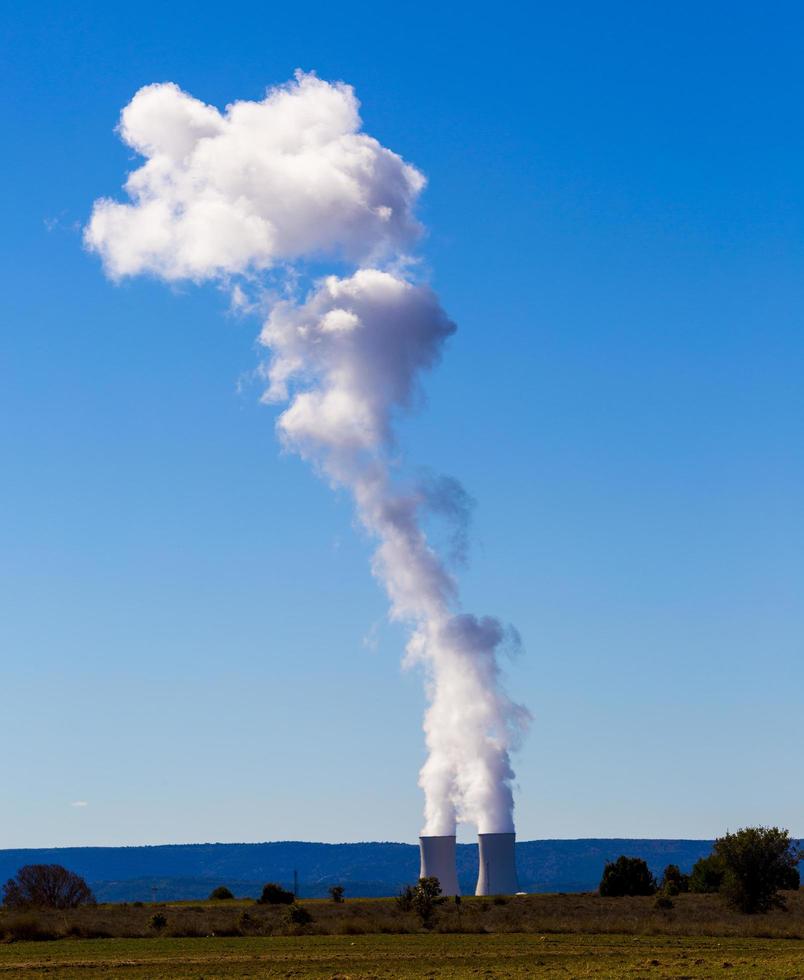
261,268,454,456
70,801,89,808
85,72,424,282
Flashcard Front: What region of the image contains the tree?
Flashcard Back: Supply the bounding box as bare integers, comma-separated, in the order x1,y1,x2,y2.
328,885,345,903
660,864,689,896
714,827,801,913
257,882,294,905
599,856,656,897
2,865,95,910
689,854,726,893
780,863,800,891
411,876,446,928
209,885,234,900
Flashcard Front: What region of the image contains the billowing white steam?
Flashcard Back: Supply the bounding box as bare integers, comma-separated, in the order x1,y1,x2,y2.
86,71,529,835
86,73,422,280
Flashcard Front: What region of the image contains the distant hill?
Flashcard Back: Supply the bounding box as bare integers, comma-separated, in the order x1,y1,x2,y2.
0,839,719,901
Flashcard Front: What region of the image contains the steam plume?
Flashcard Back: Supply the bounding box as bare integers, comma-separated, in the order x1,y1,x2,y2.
86,71,529,834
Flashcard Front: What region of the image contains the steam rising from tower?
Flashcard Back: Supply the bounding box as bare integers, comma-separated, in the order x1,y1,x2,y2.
86,71,530,837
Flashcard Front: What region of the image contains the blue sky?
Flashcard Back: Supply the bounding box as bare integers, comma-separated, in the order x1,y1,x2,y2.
2,1,803,847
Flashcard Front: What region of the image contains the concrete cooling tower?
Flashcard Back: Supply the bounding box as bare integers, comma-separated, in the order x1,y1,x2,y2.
418,834,460,895
475,832,518,895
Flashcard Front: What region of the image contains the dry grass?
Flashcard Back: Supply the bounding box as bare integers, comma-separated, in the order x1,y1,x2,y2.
0,890,801,942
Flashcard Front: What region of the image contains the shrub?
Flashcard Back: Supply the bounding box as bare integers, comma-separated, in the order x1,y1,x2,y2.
283,903,313,926
599,856,656,897
395,884,415,911
2,916,58,941
2,864,95,910
149,912,167,930
660,864,689,895
209,885,234,900
257,882,294,905
714,826,801,913
781,863,800,891
328,885,345,903
689,853,726,893
654,894,674,910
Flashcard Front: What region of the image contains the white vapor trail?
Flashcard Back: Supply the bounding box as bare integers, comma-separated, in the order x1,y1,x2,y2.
86,71,529,835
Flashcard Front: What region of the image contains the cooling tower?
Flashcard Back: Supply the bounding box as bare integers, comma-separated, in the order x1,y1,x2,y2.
475,832,518,895
419,834,460,896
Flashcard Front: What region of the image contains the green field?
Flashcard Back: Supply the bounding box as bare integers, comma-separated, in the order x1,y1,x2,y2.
1,932,804,978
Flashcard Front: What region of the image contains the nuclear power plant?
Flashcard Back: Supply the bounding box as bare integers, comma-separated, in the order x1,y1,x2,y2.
418,835,460,895
475,832,518,895
418,832,519,896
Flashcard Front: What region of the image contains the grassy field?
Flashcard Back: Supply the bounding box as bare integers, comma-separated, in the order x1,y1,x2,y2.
3,892,802,940
1,932,804,978
1,893,803,978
